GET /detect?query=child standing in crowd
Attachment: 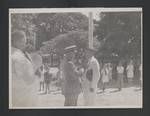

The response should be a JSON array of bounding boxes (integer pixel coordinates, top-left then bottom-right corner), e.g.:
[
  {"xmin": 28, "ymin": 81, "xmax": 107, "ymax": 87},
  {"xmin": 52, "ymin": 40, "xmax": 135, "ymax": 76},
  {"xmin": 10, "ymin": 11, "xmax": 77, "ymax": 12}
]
[
  {"xmin": 44, "ymin": 64, "xmax": 52, "ymax": 94},
  {"xmin": 39, "ymin": 64, "xmax": 45, "ymax": 92},
  {"xmin": 117, "ymin": 61, "xmax": 124, "ymax": 91},
  {"xmin": 126, "ymin": 60, "xmax": 134, "ymax": 85},
  {"xmin": 35, "ymin": 64, "xmax": 45, "ymax": 92}
]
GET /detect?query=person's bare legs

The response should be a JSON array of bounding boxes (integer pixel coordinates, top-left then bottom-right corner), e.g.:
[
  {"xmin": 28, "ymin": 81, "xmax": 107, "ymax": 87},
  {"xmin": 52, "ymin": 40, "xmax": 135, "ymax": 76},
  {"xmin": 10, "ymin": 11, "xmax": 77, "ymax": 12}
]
[
  {"xmin": 39, "ymin": 81, "xmax": 42, "ymax": 91},
  {"xmin": 42, "ymin": 82, "xmax": 44, "ymax": 91}
]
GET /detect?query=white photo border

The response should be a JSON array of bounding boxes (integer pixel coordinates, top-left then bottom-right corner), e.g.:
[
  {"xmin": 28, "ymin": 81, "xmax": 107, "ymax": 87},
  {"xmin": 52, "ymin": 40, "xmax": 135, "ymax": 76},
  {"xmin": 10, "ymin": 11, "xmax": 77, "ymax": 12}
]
[{"xmin": 9, "ymin": 7, "xmax": 143, "ymax": 109}]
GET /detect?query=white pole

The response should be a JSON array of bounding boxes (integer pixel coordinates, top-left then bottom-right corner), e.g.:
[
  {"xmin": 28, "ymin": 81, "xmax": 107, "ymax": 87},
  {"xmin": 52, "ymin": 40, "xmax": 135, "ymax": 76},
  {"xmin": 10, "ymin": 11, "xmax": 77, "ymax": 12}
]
[{"xmin": 88, "ymin": 12, "xmax": 93, "ymax": 49}]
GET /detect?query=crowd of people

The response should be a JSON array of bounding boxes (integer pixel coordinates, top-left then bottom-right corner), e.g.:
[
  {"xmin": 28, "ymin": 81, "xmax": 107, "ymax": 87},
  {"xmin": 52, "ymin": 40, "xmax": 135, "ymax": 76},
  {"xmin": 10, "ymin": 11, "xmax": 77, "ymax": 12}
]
[
  {"xmin": 11, "ymin": 30, "xmax": 142, "ymax": 107},
  {"xmin": 100, "ymin": 59, "xmax": 142, "ymax": 92}
]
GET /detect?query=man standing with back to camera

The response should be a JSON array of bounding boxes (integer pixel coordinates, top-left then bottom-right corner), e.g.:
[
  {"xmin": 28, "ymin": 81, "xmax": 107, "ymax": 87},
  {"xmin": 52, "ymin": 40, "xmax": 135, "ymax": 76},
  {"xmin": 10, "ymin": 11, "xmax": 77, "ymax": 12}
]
[{"xmin": 62, "ymin": 45, "xmax": 82, "ymax": 106}]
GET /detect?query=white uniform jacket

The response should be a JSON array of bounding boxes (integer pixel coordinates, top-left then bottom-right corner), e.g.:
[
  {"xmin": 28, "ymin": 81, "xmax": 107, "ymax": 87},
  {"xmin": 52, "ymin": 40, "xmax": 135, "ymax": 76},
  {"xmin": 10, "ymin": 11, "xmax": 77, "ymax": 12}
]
[{"xmin": 82, "ymin": 56, "xmax": 100, "ymax": 106}]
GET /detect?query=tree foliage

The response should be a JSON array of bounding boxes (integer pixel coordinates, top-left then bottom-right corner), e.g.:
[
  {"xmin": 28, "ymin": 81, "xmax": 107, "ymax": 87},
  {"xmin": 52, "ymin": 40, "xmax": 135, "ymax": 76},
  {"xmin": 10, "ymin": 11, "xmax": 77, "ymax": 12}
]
[
  {"xmin": 11, "ymin": 13, "xmax": 89, "ymax": 51},
  {"xmin": 11, "ymin": 13, "xmax": 37, "ymax": 50},
  {"xmin": 34, "ymin": 13, "xmax": 89, "ymax": 50},
  {"xmin": 94, "ymin": 12, "xmax": 142, "ymax": 60},
  {"xmin": 53, "ymin": 31, "xmax": 88, "ymax": 55},
  {"xmin": 11, "ymin": 12, "xmax": 141, "ymax": 61}
]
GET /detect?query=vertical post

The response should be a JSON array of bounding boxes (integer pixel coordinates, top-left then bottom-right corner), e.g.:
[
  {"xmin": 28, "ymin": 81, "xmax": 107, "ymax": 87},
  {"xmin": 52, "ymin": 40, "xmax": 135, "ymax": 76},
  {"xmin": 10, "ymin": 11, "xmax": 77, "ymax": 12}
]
[
  {"xmin": 88, "ymin": 12, "xmax": 93, "ymax": 49},
  {"xmin": 33, "ymin": 32, "xmax": 36, "ymax": 50}
]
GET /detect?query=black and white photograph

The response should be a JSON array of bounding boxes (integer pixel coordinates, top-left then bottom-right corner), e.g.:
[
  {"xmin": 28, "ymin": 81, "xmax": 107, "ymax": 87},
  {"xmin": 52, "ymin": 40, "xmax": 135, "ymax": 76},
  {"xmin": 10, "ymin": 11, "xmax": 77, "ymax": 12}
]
[{"xmin": 9, "ymin": 8, "xmax": 143, "ymax": 109}]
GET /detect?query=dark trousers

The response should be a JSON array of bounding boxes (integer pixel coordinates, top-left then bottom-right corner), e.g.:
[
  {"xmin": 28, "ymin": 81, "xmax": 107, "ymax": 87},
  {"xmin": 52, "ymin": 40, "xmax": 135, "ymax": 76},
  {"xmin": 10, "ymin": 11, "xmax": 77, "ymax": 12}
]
[
  {"xmin": 64, "ymin": 94, "xmax": 79, "ymax": 106},
  {"xmin": 102, "ymin": 82, "xmax": 107, "ymax": 91},
  {"xmin": 45, "ymin": 83, "xmax": 50, "ymax": 94},
  {"xmin": 117, "ymin": 74, "xmax": 124, "ymax": 90},
  {"xmin": 39, "ymin": 81, "xmax": 44, "ymax": 91}
]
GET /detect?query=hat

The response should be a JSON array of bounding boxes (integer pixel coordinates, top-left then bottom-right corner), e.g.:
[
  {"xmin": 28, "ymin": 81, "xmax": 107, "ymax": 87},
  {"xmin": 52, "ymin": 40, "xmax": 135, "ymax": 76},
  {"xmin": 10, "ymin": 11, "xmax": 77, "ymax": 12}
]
[{"xmin": 64, "ymin": 45, "xmax": 77, "ymax": 53}]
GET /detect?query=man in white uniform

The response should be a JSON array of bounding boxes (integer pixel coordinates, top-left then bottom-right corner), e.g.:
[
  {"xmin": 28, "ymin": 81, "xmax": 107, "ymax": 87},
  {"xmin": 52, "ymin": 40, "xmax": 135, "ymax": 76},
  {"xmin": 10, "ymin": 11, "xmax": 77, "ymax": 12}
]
[
  {"xmin": 11, "ymin": 30, "xmax": 36, "ymax": 107},
  {"xmin": 82, "ymin": 47, "xmax": 100, "ymax": 106}
]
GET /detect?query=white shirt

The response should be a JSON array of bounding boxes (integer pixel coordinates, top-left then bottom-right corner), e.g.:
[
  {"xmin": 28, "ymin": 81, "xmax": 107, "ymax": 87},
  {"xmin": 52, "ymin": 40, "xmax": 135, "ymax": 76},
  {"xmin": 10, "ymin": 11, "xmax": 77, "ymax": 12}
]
[
  {"xmin": 126, "ymin": 64, "xmax": 134, "ymax": 78},
  {"xmin": 101, "ymin": 67, "xmax": 109, "ymax": 83},
  {"xmin": 38, "ymin": 65, "xmax": 45, "ymax": 81},
  {"xmin": 117, "ymin": 66, "xmax": 124, "ymax": 74}
]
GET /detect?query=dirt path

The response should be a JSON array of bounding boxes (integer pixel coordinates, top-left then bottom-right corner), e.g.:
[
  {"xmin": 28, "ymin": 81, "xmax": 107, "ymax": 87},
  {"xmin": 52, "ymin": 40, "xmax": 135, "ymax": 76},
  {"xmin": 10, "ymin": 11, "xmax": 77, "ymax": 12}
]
[{"xmin": 29, "ymin": 81, "xmax": 142, "ymax": 108}]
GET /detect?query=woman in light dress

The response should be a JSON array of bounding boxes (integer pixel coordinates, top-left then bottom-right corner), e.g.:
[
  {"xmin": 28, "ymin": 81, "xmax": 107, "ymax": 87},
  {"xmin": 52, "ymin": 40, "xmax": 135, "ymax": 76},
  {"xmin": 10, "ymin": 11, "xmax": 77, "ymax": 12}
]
[
  {"xmin": 126, "ymin": 60, "xmax": 134, "ymax": 85},
  {"xmin": 101, "ymin": 64, "xmax": 109, "ymax": 92}
]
